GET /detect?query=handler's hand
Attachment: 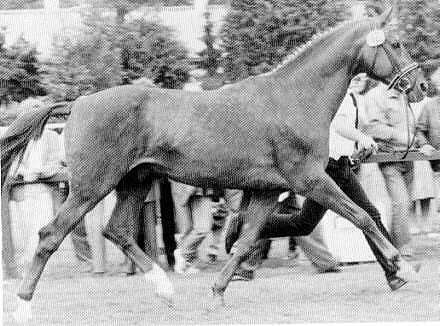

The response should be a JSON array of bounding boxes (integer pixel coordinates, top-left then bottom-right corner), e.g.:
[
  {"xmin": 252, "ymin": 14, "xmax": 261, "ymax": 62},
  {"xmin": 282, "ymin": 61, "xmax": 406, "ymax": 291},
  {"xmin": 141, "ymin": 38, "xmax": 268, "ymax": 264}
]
[
  {"xmin": 419, "ymin": 144, "xmax": 436, "ymax": 156},
  {"xmin": 358, "ymin": 135, "xmax": 378, "ymax": 153}
]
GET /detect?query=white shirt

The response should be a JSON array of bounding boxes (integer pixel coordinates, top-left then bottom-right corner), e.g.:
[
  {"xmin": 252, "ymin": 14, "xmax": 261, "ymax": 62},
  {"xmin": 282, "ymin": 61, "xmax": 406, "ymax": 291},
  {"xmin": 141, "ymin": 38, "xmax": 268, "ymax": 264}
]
[{"xmin": 329, "ymin": 91, "xmax": 367, "ymax": 160}]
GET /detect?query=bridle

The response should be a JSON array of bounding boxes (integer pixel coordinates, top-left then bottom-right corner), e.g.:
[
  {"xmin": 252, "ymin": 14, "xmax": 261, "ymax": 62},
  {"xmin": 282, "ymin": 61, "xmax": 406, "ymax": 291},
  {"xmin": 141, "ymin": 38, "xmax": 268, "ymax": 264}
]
[
  {"xmin": 365, "ymin": 33, "xmax": 421, "ymax": 159},
  {"xmin": 366, "ymin": 38, "xmax": 420, "ymax": 94},
  {"xmin": 387, "ymin": 62, "xmax": 420, "ymax": 93}
]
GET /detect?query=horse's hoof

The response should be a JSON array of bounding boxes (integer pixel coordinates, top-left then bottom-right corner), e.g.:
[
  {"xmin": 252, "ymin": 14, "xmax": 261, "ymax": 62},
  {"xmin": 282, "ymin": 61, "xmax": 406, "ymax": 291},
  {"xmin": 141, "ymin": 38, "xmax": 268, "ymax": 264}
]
[
  {"xmin": 13, "ymin": 297, "xmax": 32, "ymax": 323},
  {"xmin": 145, "ymin": 264, "xmax": 175, "ymax": 306},
  {"xmin": 206, "ymin": 287, "xmax": 225, "ymax": 312},
  {"xmin": 395, "ymin": 257, "xmax": 421, "ymax": 282}
]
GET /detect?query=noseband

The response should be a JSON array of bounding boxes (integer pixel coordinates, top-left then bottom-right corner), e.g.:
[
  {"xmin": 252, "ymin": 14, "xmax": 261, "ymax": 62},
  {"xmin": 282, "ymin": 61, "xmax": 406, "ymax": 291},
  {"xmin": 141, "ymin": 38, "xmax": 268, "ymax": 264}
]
[{"xmin": 387, "ymin": 62, "xmax": 420, "ymax": 93}]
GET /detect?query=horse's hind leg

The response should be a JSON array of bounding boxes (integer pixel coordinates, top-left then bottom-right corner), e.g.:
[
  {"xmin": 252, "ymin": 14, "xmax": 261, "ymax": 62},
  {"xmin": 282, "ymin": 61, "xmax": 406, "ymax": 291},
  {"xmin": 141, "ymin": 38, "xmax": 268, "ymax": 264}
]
[
  {"xmin": 13, "ymin": 189, "xmax": 104, "ymax": 323},
  {"xmin": 102, "ymin": 175, "xmax": 174, "ymax": 303},
  {"xmin": 17, "ymin": 192, "xmax": 101, "ymax": 302}
]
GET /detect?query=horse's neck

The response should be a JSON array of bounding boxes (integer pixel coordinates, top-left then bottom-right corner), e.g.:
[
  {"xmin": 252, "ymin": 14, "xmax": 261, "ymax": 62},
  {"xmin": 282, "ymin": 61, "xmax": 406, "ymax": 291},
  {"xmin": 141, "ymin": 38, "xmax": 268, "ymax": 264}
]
[{"xmin": 271, "ymin": 25, "xmax": 367, "ymax": 126}]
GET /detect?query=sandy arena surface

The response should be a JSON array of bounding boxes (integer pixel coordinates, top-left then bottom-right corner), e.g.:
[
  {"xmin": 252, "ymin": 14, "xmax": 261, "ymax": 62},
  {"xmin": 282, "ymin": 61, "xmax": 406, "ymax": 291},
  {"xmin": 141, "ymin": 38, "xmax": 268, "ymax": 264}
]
[{"xmin": 2, "ymin": 233, "xmax": 440, "ymax": 325}]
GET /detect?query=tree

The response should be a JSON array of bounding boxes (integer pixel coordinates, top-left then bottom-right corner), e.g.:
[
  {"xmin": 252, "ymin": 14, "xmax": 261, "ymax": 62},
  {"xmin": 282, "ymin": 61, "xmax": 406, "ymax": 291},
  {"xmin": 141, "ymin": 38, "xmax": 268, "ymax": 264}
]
[
  {"xmin": 220, "ymin": 0, "xmax": 349, "ymax": 82},
  {"xmin": 0, "ymin": 34, "xmax": 46, "ymax": 104},
  {"xmin": 119, "ymin": 19, "xmax": 190, "ymax": 88},
  {"xmin": 0, "ymin": 0, "xmax": 43, "ymax": 10},
  {"xmin": 45, "ymin": 30, "xmax": 122, "ymax": 101},
  {"xmin": 45, "ymin": 4, "xmax": 190, "ymax": 100},
  {"xmin": 364, "ymin": 0, "xmax": 440, "ymax": 63},
  {"xmin": 197, "ymin": 12, "xmax": 222, "ymax": 76},
  {"xmin": 95, "ymin": 1, "xmax": 183, "ymax": 24}
]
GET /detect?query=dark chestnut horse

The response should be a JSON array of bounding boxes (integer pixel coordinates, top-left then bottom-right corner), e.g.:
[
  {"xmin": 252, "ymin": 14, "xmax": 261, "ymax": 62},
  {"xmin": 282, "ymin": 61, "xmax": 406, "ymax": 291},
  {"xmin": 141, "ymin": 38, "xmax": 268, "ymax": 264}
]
[{"xmin": 1, "ymin": 7, "xmax": 426, "ymax": 320}]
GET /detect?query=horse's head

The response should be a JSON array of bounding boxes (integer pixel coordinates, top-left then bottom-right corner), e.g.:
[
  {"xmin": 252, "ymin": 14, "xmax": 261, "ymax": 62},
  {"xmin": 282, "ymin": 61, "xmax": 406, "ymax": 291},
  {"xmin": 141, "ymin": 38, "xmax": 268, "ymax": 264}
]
[{"xmin": 357, "ymin": 7, "xmax": 427, "ymax": 102}]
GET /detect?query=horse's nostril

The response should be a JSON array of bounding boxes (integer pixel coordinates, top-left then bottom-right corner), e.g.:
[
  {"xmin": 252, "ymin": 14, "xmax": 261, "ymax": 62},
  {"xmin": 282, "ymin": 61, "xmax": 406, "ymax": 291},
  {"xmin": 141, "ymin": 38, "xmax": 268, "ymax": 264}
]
[{"xmin": 420, "ymin": 82, "xmax": 428, "ymax": 93}]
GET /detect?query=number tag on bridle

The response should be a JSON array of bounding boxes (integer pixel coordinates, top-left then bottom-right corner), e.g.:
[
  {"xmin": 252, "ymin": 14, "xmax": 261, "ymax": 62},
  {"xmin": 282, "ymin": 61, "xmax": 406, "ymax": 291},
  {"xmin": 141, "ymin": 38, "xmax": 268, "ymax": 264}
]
[{"xmin": 366, "ymin": 29, "xmax": 385, "ymax": 47}]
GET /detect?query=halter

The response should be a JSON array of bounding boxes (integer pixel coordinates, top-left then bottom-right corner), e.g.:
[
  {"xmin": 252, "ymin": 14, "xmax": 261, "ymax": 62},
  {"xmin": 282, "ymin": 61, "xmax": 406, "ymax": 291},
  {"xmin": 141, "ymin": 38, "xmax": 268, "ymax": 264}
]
[
  {"xmin": 367, "ymin": 40, "xmax": 420, "ymax": 94},
  {"xmin": 366, "ymin": 33, "xmax": 420, "ymax": 159}
]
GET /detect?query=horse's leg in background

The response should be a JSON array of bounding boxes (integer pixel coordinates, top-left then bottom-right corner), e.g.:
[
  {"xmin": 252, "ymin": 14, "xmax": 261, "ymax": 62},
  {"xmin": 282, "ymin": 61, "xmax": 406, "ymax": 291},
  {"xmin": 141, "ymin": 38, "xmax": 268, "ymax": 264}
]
[
  {"xmin": 102, "ymin": 173, "xmax": 174, "ymax": 303},
  {"xmin": 211, "ymin": 190, "xmax": 280, "ymax": 307},
  {"xmin": 14, "ymin": 189, "xmax": 105, "ymax": 323}
]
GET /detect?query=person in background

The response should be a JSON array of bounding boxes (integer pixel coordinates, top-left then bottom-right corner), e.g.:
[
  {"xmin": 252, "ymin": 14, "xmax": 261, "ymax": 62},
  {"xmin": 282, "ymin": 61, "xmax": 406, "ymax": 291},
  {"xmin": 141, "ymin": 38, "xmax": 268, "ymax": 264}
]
[
  {"xmin": 415, "ymin": 66, "xmax": 440, "ymax": 236},
  {"xmin": 363, "ymin": 81, "xmax": 416, "ymax": 257},
  {"xmin": 207, "ymin": 189, "xmax": 229, "ymax": 263},
  {"xmin": 6, "ymin": 99, "xmax": 70, "ymax": 274},
  {"xmin": 171, "ymin": 181, "xmax": 214, "ymax": 274},
  {"xmin": 409, "ymin": 94, "xmax": 435, "ymax": 236}
]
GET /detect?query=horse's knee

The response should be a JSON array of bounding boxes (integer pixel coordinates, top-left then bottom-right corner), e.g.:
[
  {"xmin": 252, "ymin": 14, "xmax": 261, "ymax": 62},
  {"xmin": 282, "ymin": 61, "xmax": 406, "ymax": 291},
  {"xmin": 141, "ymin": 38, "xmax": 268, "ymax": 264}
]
[
  {"xmin": 35, "ymin": 226, "xmax": 60, "ymax": 258},
  {"xmin": 356, "ymin": 211, "xmax": 378, "ymax": 233}
]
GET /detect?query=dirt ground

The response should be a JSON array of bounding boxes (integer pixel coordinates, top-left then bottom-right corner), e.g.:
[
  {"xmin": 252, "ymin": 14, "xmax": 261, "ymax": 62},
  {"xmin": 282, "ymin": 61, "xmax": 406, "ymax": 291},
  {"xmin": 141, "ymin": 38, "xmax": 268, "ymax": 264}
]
[{"xmin": 3, "ymin": 233, "xmax": 440, "ymax": 325}]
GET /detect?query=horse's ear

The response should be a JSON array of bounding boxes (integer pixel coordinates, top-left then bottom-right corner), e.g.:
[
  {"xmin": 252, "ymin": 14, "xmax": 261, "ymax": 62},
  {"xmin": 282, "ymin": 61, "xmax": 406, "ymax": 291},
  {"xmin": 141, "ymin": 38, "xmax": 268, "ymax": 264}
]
[{"xmin": 377, "ymin": 7, "xmax": 393, "ymax": 27}]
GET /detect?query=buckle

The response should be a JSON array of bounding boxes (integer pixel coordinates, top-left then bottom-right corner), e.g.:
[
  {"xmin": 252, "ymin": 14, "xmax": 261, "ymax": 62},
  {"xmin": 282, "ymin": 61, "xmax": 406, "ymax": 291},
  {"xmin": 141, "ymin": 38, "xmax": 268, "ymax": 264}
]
[{"xmin": 388, "ymin": 62, "xmax": 419, "ymax": 91}]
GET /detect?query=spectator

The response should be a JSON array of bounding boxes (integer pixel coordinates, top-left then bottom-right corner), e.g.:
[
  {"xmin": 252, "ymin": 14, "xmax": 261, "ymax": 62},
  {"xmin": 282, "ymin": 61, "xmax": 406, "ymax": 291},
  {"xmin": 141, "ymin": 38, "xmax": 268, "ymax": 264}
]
[
  {"xmin": 207, "ymin": 190, "xmax": 229, "ymax": 263},
  {"xmin": 409, "ymin": 96, "xmax": 435, "ymax": 235},
  {"xmin": 415, "ymin": 67, "xmax": 440, "ymax": 236},
  {"xmin": 7, "ymin": 99, "xmax": 68, "ymax": 274},
  {"xmin": 363, "ymin": 82, "xmax": 416, "ymax": 256},
  {"xmin": 171, "ymin": 181, "xmax": 213, "ymax": 273}
]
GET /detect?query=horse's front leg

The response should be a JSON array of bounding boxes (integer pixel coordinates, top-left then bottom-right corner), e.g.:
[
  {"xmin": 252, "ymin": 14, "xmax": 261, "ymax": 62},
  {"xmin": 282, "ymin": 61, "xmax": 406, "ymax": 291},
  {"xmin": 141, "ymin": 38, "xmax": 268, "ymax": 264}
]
[
  {"xmin": 211, "ymin": 190, "xmax": 280, "ymax": 308},
  {"xmin": 300, "ymin": 171, "xmax": 400, "ymax": 263}
]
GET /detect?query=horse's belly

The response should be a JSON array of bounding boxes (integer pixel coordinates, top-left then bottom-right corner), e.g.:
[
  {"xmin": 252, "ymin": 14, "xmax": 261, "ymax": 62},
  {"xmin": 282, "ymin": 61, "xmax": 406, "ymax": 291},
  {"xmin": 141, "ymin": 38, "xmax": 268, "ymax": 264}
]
[{"xmin": 165, "ymin": 162, "xmax": 289, "ymax": 191}]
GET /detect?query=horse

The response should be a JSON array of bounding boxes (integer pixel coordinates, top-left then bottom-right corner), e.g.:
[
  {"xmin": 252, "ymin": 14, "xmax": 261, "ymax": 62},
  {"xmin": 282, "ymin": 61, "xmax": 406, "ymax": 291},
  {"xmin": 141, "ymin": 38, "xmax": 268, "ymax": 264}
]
[{"xmin": 1, "ymin": 7, "xmax": 426, "ymax": 320}]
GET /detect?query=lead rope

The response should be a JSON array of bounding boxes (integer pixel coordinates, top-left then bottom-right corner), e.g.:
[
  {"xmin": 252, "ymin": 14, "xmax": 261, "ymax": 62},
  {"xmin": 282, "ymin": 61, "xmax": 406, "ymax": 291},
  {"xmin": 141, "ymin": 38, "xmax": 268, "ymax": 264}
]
[
  {"xmin": 401, "ymin": 97, "xmax": 416, "ymax": 160},
  {"xmin": 349, "ymin": 92, "xmax": 359, "ymax": 150}
]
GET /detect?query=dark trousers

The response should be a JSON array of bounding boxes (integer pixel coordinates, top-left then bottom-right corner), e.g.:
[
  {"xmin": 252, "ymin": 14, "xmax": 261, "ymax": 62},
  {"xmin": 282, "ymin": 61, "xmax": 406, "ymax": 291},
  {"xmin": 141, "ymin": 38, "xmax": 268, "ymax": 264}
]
[
  {"xmin": 159, "ymin": 178, "xmax": 177, "ymax": 268},
  {"xmin": 256, "ymin": 157, "xmax": 397, "ymax": 278}
]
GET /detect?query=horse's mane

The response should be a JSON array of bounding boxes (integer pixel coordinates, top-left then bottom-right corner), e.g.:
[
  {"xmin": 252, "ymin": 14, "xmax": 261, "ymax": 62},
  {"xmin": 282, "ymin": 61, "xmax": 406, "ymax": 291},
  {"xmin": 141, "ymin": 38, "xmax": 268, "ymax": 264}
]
[
  {"xmin": 207, "ymin": 18, "xmax": 372, "ymax": 90},
  {"xmin": 263, "ymin": 18, "xmax": 371, "ymax": 76}
]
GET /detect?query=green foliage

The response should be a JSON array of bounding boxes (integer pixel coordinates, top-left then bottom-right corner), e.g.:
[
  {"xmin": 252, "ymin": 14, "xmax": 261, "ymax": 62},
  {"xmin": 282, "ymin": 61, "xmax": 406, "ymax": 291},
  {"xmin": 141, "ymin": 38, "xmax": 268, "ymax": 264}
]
[
  {"xmin": 208, "ymin": 0, "xmax": 228, "ymax": 4},
  {"xmin": 45, "ymin": 33, "xmax": 122, "ymax": 101},
  {"xmin": 220, "ymin": 0, "xmax": 349, "ymax": 82},
  {"xmin": 0, "ymin": 33, "xmax": 46, "ymax": 104},
  {"xmin": 119, "ymin": 19, "xmax": 190, "ymax": 88},
  {"xmin": 59, "ymin": 0, "xmax": 81, "ymax": 8},
  {"xmin": 197, "ymin": 12, "xmax": 222, "ymax": 76},
  {"xmin": 0, "ymin": 0, "xmax": 43, "ymax": 10},
  {"xmin": 45, "ymin": 5, "xmax": 190, "ymax": 100},
  {"xmin": 162, "ymin": 0, "xmax": 193, "ymax": 5},
  {"xmin": 364, "ymin": 0, "xmax": 440, "ymax": 63}
]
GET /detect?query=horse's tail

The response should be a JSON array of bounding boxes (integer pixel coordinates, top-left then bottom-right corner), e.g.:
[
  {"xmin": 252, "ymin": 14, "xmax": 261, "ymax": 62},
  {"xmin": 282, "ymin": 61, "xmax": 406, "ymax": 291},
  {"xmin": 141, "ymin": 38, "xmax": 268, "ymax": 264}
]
[{"xmin": 1, "ymin": 102, "xmax": 71, "ymax": 186}]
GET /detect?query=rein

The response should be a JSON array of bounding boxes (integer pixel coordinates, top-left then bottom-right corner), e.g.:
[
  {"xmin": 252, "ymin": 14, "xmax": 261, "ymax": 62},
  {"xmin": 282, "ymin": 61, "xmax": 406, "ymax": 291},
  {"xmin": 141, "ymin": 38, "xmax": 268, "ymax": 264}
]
[{"xmin": 401, "ymin": 98, "xmax": 416, "ymax": 160}]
